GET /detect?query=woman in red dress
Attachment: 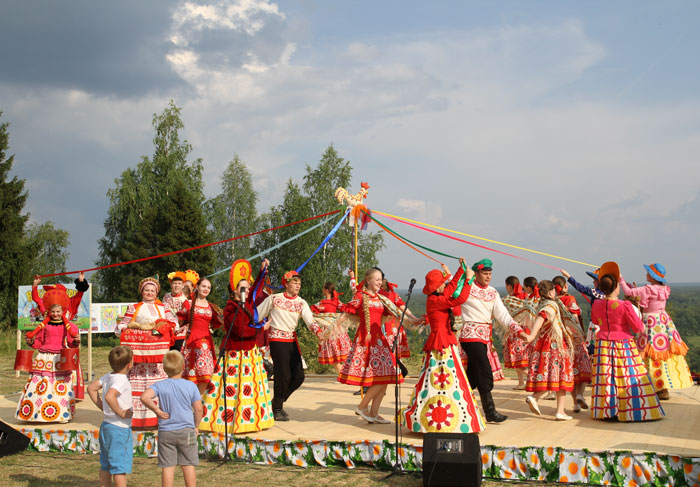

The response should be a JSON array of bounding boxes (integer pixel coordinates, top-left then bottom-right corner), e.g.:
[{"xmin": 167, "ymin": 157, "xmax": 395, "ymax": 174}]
[
  {"xmin": 338, "ymin": 267, "xmax": 401, "ymax": 424},
  {"xmin": 312, "ymin": 282, "xmax": 352, "ymax": 374},
  {"xmin": 178, "ymin": 277, "xmax": 223, "ymax": 395}
]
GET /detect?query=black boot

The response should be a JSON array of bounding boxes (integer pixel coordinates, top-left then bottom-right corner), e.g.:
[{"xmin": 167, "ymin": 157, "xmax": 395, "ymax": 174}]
[{"xmin": 480, "ymin": 391, "xmax": 507, "ymax": 423}]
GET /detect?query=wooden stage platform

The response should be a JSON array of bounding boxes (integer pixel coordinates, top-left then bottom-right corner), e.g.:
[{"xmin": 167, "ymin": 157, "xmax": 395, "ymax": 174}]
[{"xmin": 2, "ymin": 376, "xmax": 699, "ymax": 457}]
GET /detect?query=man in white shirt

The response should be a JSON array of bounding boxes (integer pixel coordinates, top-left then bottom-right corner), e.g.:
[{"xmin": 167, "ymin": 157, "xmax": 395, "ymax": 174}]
[
  {"xmin": 257, "ymin": 270, "xmax": 322, "ymax": 422},
  {"xmin": 460, "ymin": 259, "xmax": 526, "ymax": 423}
]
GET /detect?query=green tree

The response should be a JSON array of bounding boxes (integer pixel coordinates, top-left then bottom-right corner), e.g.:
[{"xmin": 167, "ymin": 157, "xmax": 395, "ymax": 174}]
[
  {"xmin": 300, "ymin": 144, "xmax": 384, "ymax": 299},
  {"xmin": 205, "ymin": 155, "xmax": 259, "ymax": 301},
  {"xmin": 95, "ymin": 101, "xmax": 214, "ymax": 302},
  {"xmin": 253, "ymin": 144, "xmax": 385, "ymax": 300},
  {"xmin": 0, "ymin": 112, "xmax": 29, "ymax": 325},
  {"xmin": 0, "ymin": 113, "xmax": 71, "ymax": 326},
  {"xmin": 22, "ymin": 221, "xmax": 70, "ymax": 284}
]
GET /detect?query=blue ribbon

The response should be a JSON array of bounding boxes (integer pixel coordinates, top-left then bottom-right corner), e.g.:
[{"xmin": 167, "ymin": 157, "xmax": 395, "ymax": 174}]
[{"xmin": 205, "ymin": 213, "xmax": 338, "ymax": 278}]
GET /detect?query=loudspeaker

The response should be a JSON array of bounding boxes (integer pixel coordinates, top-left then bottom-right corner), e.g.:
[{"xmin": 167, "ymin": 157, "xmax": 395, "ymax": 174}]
[
  {"xmin": 422, "ymin": 432, "xmax": 481, "ymax": 487},
  {"xmin": 0, "ymin": 420, "xmax": 30, "ymax": 457}
]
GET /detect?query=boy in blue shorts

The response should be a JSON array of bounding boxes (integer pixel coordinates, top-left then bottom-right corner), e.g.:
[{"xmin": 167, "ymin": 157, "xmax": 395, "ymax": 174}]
[
  {"xmin": 87, "ymin": 345, "xmax": 134, "ymax": 487},
  {"xmin": 141, "ymin": 350, "xmax": 203, "ymax": 487}
]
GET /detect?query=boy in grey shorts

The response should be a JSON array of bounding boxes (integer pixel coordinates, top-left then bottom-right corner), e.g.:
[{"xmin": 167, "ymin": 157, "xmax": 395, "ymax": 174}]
[{"xmin": 141, "ymin": 350, "xmax": 203, "ymax": 487}]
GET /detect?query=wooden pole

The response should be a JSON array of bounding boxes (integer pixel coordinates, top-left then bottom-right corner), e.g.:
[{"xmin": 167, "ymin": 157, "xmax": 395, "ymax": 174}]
[
  {"xmin": 88, "ymin": 285, "xmax": 93, "ymax": 382},
  {"xmin": 16, "ymin": 329, "xmax": 21, "ymax": 378}
]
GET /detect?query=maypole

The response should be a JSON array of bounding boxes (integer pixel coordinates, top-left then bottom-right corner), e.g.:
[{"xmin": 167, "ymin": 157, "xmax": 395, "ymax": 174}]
[{"xmin": 334, "ymin": 182, "xmax": 371, "ymax": 280}]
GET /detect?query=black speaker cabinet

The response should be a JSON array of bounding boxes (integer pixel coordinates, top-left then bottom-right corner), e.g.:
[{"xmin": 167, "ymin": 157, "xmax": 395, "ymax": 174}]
[
  {"xmin": 422, "ymin": 432, "xmax": 481, "ymax": 487},
  {"xmin": 0, "ymin": 420, "xmax": 30, "ymax": 457}
]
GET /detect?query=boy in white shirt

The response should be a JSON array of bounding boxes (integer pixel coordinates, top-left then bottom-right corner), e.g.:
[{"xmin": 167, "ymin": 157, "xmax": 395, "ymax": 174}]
[{"xmin": 88, "ymin": 345, "xmax": 134, "ymax": 487}]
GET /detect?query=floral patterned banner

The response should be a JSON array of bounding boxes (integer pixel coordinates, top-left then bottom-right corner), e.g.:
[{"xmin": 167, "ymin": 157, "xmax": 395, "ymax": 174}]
[{"xmin": 18, "ymin": 428, "xmax": 700, "ymax": 486}]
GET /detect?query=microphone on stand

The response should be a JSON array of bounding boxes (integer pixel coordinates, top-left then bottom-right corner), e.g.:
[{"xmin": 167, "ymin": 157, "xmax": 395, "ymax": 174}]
[
  {"xmin": 408, "ymin": 278, "xmax": 416, "ymax": 294},
  {"xmin": 240, "ymin": 288, "xmax": 247, "ymax": 304}
]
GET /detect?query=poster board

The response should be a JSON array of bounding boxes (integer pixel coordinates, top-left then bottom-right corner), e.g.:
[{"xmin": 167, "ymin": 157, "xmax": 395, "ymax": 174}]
[
  {"xmin": 88, "ymin": 303, "xmax": 131, "ymax": 334},
  {"xmin": 17, "ymin": 284, "xmax": 91, "ymax": 330}
]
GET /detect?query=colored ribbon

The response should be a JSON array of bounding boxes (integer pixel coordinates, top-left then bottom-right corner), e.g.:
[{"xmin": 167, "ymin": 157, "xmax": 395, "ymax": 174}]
[
  {"xmin": 377, "ymin": 212, "xmax": 563, "ymax": 271},
  {"xmin": 374, "ymin": 210, "xmax": 597, "ymax": 268},
  {"xmin": 35, "ymin": 210, "xmax": 342, "ymax": 278},
  {"xmin": 451, "ymin": 260, "xmax": 469, "ymax": 299},
  {"xmin": 205, "ymin": 213, "xmax": 338, "ymax": 277},
  {"xmin": 295, "ymin": 208, "xmax": 352, "ymax": 274},
  {"xmin": 367, "ymin": 213, "xmax": 445, "ymax": 264}
]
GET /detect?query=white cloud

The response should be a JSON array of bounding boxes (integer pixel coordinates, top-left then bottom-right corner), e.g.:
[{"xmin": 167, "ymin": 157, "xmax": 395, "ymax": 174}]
[
  {"xmin": 4, "ymin": 1, "xmax": 700, "ymax": 282},
  {"xmin": 396, "ymin": 199, "xmax": 443, "ymax": 223}
]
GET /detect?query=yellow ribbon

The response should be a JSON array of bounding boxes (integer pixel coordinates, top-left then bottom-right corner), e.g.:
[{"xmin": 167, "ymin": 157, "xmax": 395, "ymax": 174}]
[{"xmin": 373, "ymin": 210, "xmax": 597, "ymax": 268}]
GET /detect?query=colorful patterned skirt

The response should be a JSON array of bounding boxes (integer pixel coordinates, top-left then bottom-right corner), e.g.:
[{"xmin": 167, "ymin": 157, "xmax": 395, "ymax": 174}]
[
  {"xmin": 15, "ymin": 352, "xmax": 75, "ymax": 423},
  {"xmin": 526, "ymin": 337, "xmax": 574, "ymax": 392},
  {"xmin": 572, "ymin": 343, "xmax": 592, "ymax": 385},
  {"xmin": 338, "ymin": 324, "xmax": 402, "ymax": 387},
  {"xmin": 636, "ymin": 310, "xmax": 693, "ymax": 391},
  {"xmin": 401, "ymin": 345, "xmax": 485, "ymax": 434},
  {"xmin": 199, "ymin": 346, "xmax": 274, "ymax": 434},
  {"xmin": 182, "ymin": 336, "xmax": 217, "ymax": 384},
  {"xmin": 591, "ymin": 338, "xmax": 664, "ymax": 421},
  {"xmin": 128, "ymin": 363, "xmax": 168, "ymax": 429},
  {"xmin": 315, "ymin": 313, "xmax": 353, "ymax": 365},
  {"xmin": 503, "ymin": 333, "xmax": 529, "ymax": 369}
]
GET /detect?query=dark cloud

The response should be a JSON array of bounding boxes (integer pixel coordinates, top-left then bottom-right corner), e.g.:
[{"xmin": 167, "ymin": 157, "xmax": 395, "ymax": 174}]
[{"xmin": 0, "ymin": 1, "xmax": 185, "ymax": 97}]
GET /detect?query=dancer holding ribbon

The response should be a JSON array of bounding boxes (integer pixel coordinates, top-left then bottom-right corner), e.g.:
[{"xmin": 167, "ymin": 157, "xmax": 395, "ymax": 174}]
[
  {"xmin": 459, "ymin": 259, "xmax": 527, "ymax": 423},
  {"xmin": 256, "ymin": 269, "xmax": 324, "ymax": 422},
  {"xmin": 620, "ymin": 262, "xmax": 693, "ymax": 399},
  {"xmin": 199, "ymin": 259, "xmax": 274, "ymax": 433},
  {"xmin": 401, "ymin": 258, "xmax": 485, "ymax": 433}
]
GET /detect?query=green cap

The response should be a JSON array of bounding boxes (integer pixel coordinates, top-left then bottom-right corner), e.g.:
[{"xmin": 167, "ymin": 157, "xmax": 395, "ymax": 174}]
[{"xmin": 472, "ymin": 259, "xmax": 493, "ymax": 272}]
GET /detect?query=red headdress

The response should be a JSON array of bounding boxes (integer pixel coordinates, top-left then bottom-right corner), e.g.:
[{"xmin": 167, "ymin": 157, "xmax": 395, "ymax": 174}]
[{"xmin": 512, "ymin": 283, "xmax": 527, "ymax": 299}]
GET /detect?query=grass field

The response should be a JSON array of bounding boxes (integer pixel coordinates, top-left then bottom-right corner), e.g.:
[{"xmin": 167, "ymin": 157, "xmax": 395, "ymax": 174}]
[{"xmin": 0, "ymin": 452, "xmax": 529, "ymax": 487}]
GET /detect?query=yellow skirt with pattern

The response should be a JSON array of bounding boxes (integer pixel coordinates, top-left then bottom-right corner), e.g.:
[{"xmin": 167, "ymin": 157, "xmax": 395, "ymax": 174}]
[{"xmin": 199, "ymin": 346, "xmax": 274, "ymax": 434}]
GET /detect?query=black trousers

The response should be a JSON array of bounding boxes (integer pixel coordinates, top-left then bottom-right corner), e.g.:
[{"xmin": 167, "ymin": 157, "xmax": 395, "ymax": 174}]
[
  {"xmin": 460, "ymin": 341, "xmax": 493, "ymax": 395},
  {"xmin": 171, "ymin": 339, "xmax": 185, "ymax": 352},
  {"xmin": 270, "ymin": 341, "xmax": 305, "ymax": 411}
]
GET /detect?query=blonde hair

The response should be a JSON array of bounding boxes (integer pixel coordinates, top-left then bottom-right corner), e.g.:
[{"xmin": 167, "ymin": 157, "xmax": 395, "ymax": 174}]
[
  {"xmin": 108, "ymin": 346, "xmax": 133, "ymax": 372},
  {"xmin": 163, "ymin": 350, "xmax": 185, "ymax": 377}
]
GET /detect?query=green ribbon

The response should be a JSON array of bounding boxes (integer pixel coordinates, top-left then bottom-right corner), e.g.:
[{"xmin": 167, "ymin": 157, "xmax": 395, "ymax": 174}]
[
  {"xmin": 452, "ymin": 260, "xmax": 472, "ymax": 298},
  {"xmin": 369, "ymin": 214, "xmax": 459, "ymax": 260}
]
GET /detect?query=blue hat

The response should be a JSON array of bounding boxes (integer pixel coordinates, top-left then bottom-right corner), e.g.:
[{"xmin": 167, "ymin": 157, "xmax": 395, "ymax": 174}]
[
  {"xmin": 643, "ymin": 263, "xmax": 666, "ymax": 283},
  {"xmin": 585, "ymin": 268, "xmax": 599, "ymax": 281}
]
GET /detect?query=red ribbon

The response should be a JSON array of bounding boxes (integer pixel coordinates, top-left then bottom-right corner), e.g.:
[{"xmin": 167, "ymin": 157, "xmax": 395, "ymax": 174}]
[{"xmin": 35, "ymin": 210, "xmax": 341, "ymax": 278}]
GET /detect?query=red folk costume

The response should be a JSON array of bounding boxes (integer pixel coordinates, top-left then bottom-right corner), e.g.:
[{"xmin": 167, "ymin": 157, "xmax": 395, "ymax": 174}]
[
  {"xmin": 557, "ymin": 292, "xmax": 592, "ymax": 385},
  {"xmin": 338, "ymin": 289, "xmax": 402, "ymax": 387},
  {"xmin": 526, "ymin": 299, "xmax": 574, "ymax": 393},
  {"xmin": 199, "ymin": 267, "xmax": 275, "ymax": 434},
  {"xmin": 379, "ymin": 285, "xmax": 411, "ymax": 359},
  {"xmin": 311, "ymin": 294, "xmax": 352, "ymax": 365},
  {"xmin": 401, "ymin": 266, "xmax": 485, "ymax": 433},
  {"xmin": 501, "ymin": 285, "xmax": 533, "ymax": 370},
  {"xmin": 177, "ymin": 300, "xmax": 222, "ymax": 384},
  {"xmin": 116, "ymin": 278, "xmax": 177, "ymax": 429}
]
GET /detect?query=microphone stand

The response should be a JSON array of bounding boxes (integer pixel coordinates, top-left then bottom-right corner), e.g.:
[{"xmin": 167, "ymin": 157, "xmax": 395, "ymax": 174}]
[
  {"xmin": 384, "ymin": 278, "xmax": 416, "ymax": 479},
  {"xmin": 216, "ymin": 290, "xmax": 247, "ymax": 462}
]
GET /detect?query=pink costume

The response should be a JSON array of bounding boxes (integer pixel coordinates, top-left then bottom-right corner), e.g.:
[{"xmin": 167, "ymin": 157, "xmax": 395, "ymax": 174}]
[
  {"xmin": 590, "ymin": 299, "xmax": 664, "ymax": 421},
  {"xmin": 16, "ymin": 320, "xmax": 79, "ymax": 423},
  {"xmin": 620, "ymin": 279, "xmax": 692, "ymax": 391}
]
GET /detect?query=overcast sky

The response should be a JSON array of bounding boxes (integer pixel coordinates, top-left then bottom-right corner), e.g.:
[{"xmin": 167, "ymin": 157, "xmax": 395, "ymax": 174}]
[{"xmin": 2, "ymin": 0, "xmax": 699, "ymax": 291}]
